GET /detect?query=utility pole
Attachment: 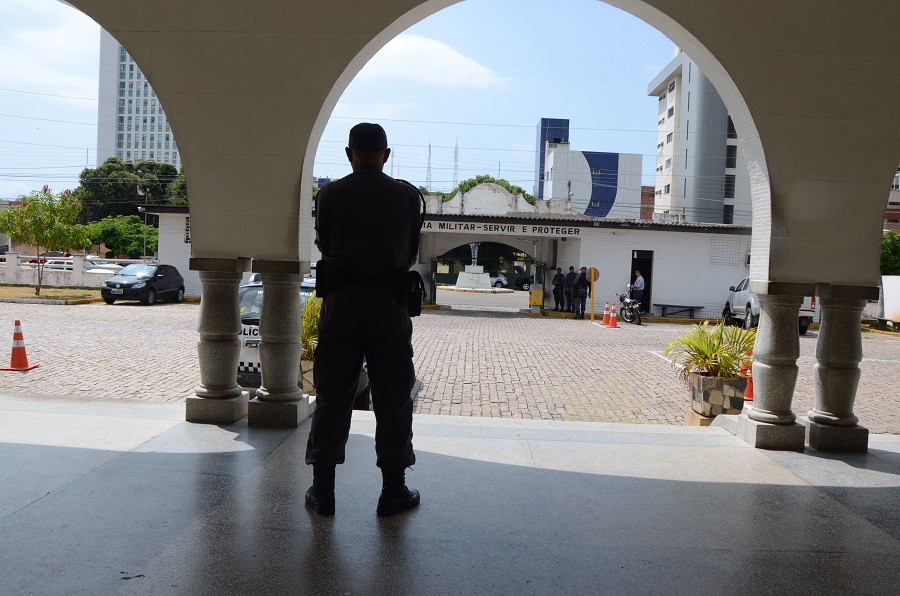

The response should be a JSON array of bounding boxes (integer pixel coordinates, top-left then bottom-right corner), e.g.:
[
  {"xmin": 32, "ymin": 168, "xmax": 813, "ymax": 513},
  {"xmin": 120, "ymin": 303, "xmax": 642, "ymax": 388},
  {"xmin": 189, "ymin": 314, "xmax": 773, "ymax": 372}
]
[{"xmin": 426, "ymin": 143, "xmax": 432, "ymax": 192}]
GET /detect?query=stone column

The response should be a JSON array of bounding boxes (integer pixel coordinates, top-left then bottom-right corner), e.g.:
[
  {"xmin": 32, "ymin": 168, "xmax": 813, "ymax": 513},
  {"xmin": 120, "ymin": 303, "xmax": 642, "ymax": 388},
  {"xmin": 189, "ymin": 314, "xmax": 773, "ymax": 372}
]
[
  {"xmin": 248, "ymin": 265, "xmax": 311, "ymax": 427},
  {"xmin": 186, "ymin": 259, "xmax": 250, "ymax": 424},
  {"xmin": 737, "ymin": 293, "xmax": 806, "ymax": 450},
  {"xmin": 804, "ymin": 287, "xmax": 873, "ymax": 452}
]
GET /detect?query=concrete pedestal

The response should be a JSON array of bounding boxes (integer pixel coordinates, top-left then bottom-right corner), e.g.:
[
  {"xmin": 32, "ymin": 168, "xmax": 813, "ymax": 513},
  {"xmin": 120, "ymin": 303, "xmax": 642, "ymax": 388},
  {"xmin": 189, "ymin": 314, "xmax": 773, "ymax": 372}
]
[
  {"xmin": 800, "ymin": 417, "xmax": 869, "ymax": 452},
  {"xmin": 736, "ymin": 413, "xmax": 805, "ymax": 451},
  {"xmin": 247, "ymin": 395, "xmax": 314, "ymax": 428},
  {"xmin": 186, "ymin": 393, "xmax": 249, "ymax": 424}
]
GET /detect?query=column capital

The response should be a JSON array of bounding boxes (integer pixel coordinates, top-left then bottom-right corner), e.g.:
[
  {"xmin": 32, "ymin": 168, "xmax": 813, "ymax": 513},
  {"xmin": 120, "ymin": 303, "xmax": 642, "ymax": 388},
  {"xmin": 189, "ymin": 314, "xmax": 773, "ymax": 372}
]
[
  {"xmin": 815, "ymin": 284, "xmax": 879, "ymax": 300},
  {"xmin": 189, "ymin": 257, "xmax": 251, "ymax": 273},
  {"xmin": 252, "ymin": 260, "xmax": 302, "ymax": 275}
]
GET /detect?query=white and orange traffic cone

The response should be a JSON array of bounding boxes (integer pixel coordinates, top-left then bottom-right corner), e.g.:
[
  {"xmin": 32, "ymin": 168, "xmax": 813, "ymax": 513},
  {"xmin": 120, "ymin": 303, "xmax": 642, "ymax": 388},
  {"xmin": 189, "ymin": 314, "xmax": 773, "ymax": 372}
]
[
  {"xmin": 608, "ymin": 305, "xmax": 620, "ymax": 329},
  {"xmin": 1, "ymin": 320, "xmax": 39, "ymax": 371},
  {"xmin": 601, "ymin": 302, "xmax": 610, "ymax": 326}
]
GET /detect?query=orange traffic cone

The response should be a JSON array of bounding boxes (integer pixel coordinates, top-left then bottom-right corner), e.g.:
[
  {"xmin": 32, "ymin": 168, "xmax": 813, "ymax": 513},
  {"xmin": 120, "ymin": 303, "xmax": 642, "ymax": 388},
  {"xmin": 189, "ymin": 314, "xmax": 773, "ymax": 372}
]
[
  {"xmin": 601, "ymin": 302, "xmax": 610, "ymax": 326},
  {"xmin": 1, "ymin": 320, "xmax": 39, "ymax": 371},
  {"xmin": 741, "ymin": 351, "xmax": 753, "ymax": 402},
  {"xmin": 608, "ymin": 305, "xmax": 619, "ymax": 329}
]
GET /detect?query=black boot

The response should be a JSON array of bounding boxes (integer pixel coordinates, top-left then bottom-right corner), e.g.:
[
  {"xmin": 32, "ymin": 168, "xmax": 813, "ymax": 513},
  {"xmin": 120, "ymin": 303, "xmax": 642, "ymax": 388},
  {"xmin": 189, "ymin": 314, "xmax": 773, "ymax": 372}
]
[
  {"xmin": 377, "ymin": 467, "xmax": 420, "ymax": 516},
  {"xmin": 305, "ymin": 464, "xmax": 336, "ymax": 516}
]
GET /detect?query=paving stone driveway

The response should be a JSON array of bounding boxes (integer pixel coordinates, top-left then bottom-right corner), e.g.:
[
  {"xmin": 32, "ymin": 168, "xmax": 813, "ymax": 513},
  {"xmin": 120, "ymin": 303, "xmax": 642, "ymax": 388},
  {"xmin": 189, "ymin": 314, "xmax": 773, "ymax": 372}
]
[{"xmin": 1, "ymin": 298, "xmax": 898, "ymax": 433}]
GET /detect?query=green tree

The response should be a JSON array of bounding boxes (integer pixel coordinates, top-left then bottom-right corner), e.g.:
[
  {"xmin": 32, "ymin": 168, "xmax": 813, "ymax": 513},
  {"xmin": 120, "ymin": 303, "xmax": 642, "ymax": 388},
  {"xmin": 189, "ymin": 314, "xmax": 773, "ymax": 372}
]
[
  {"xmin": 883, "ymin": 231, "xmax": 900, "ymax": 275},
  {"xmin": 447, "ymin": 175, "xmax": 536, "ymax": 205},
  {"xmin": 87, "ymin": 215, "xmax": 158, "ymax": 258},
  {"xmin": 75, "ymin": 158, "xmax": 179, "ymax": 222},
  {"xmin": 165, "ymin": 167, "xmax": 188, "ymax": 206},
  {"xmin": 0, "ymin": 186, "xmax": 90, "ymax": 296}
]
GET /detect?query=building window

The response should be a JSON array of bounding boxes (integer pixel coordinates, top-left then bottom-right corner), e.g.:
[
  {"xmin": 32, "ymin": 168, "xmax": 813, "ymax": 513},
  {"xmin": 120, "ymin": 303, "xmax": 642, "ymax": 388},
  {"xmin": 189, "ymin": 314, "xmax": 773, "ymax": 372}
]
[
  {"xmin": 665, "ymin": 158, "xmax": 672, "ymax": 169},
  {"xmin": 659, "ymin": 93, "xmax": 666, "ymax": 101},
  {"xmin": 127, "ymin": 99, "xmax": 133, "ymax": 114},
  {"xmin": 116, "ymin": 151, "xmax": 124, "ymax": 160},
  {"xmin": 687, "ymin": 91, "xmax": 690, "ymax": 111},
  {"xmin": 724, "ymin": 174, "xmax": 736, "ymax": 199},
  {"xmin": 127, "ymin": 133, "xmax": 131, "ymax": 145},
  {"xmin": 727, "ymin": 117, "xmax": 737, "ymax": 139},
  {"xmin": 184, "ymin": 217, "xmax": 191, "ymax": 243},
  {"xmin": 119, "ymin": 81, "xmax": 126, "ymax": 95},
  {"xmin": 664, "ymin": 184, "xmax": 671, "ymax": 194},
  {"xmin": 119, "ymin": 46, "xmax": 126, "ymax": 61},
  {"xmin": 592, "ymin": 168, "xmax": 601, "ymax": 174},
  {"xmin": 119, "ymin": 64, "xmax": 126, "ymax": 78},
  {"xmin": 142, "ymin": 151, "xmax": 147, "ymax": 159},
  {"xmin": 129, "ymin": 63, "xmax": 134, "ymax": 76},
  {"xmin": 667, "ymin": 133, "xmax": 673, "ymax": 144},
  {"xmin": 723, "ymin": 204, "xmax": 734, "ymax": 225},
  {"xmin": 126, "ymin": 150, "xmax": 131, "ymax": 160},
  {"xmin": 726, "ymin": 145, "xmax": 738, "ymax": 169},
  {"xmin": 117, "ymin": 116, "xmax": 124, "ymax": 127},
  {"xmin": 668, "ymin": 81, "xmax": 676, "ymax": 92},
  {"xmin": 116, "ymin": 134, "xmax": 124, "ymax": 149},
  {"xmin": 668, "ymin": 107, "xmax": 674, "ymax": 118}
]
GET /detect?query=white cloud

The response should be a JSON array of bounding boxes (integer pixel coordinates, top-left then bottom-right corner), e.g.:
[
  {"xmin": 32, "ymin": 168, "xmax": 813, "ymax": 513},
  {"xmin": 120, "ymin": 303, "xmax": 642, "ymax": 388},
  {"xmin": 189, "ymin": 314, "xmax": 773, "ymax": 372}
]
[
  {"xmin": 358, "ymin": 35, "xmax": 509, "ymax": 89},
  {"xmin": 0, "ymin": 1, "xmax": 100, "ymax": 106}
]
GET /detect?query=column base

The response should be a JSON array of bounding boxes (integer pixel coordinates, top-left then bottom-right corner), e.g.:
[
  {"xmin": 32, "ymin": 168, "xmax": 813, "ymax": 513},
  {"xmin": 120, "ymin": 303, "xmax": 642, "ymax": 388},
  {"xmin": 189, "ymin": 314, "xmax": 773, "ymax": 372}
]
[
  {"xmin": 736, "ymin": 413, "xmax": 805, "ymax": 451},
  {"xmin": 186, "ymin": 393, "xmax": 249, "ymax": 424},
  {"xmin": 799, "ymin": 417, "xmax": 869, "ymax": 452},
  {"xmin": 248, "ymin": 395, "xmax": 316, "ymax": 428}
]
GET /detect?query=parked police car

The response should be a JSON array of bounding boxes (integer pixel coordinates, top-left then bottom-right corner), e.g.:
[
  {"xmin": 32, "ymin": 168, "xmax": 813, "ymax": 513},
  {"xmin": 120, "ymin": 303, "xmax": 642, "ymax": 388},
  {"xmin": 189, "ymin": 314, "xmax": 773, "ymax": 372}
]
[{"xmin": 237, "ymin": 277, "xmax": 371, "ymax": 409}]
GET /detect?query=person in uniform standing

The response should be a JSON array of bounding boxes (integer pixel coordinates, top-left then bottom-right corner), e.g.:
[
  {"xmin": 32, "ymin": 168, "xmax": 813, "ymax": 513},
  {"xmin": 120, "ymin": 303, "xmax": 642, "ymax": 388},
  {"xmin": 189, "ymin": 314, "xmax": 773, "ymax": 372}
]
[
  {"xmin": 551, "ymin": 267, "xmax": 565, "ymax": 311},
  {"xmin": 564, "ymin": 265, "xmax": 578, "ymax": 313},
  {"xmin": 305, "ymin": 123, "xmax": 421, "ymax": 517},
  {"xmin": 574, "ymin": 266, "xmax": 591, "ymax": 319}
]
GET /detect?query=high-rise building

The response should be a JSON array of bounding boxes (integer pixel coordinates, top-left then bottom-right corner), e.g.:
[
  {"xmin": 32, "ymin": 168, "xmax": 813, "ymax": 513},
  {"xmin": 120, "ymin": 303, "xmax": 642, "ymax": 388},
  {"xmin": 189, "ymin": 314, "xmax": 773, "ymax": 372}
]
[
  {"xmin": 533, "ymin": 118, "xmax": 570, "ymax": 200},
  {"xmin": 647, "ymin": 47, "xmax": 751, "ymax": 225},
  {"xmin": 96, "ymin": 29, "xmax": 181, "ymax": 168}
]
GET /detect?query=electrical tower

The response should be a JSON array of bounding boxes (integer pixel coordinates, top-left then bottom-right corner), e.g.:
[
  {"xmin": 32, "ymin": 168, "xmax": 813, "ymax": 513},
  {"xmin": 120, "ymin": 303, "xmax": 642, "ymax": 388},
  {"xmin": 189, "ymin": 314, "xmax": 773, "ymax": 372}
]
[
  {"xmin": 453, "ymin": 140, "xmax": 459, "ymax": 189},
  {"xmin": 426, "ymin": 143, "xmax": 432, "ymax": 191}
]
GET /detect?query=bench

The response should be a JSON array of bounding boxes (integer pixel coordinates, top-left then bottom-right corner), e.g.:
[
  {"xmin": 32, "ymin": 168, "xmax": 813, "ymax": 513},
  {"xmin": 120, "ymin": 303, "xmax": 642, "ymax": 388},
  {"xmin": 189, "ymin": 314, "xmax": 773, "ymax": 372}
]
[{"xmin": 654, "ymin": 303, "xmax": 705, "ymax": 318}]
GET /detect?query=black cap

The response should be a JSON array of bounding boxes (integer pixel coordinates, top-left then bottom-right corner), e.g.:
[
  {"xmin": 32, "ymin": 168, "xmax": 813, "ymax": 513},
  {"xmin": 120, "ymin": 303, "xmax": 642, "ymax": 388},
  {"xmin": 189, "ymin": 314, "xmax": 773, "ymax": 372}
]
[{"xmin": 348, "ymin": 123, "xmax": 388, "ymax": 153}]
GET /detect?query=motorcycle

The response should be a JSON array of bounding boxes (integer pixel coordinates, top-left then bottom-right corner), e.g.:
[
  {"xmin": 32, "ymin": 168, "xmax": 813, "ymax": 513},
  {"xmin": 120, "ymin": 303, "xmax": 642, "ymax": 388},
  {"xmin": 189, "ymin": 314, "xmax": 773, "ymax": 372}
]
[{"xmin": 616, "ymin": 284, "xmax": 642, "ymax": 325}]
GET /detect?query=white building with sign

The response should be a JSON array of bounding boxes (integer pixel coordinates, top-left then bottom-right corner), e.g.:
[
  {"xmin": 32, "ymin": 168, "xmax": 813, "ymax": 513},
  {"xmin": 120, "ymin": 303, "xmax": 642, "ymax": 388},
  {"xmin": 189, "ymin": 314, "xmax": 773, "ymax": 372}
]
[{"xmin": 148, "ymin": 184, "xmax": 753, "ymax": 317}]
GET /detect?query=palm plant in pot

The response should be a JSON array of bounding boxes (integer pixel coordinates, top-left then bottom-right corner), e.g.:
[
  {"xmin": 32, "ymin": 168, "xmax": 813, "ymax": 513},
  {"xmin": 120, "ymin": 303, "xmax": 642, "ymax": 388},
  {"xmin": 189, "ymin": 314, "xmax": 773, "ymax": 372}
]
[
  {"xmin": 663, "ymin": 320, "xmax": 756, "ymax": 419},
  {"xmin": 299, "ymin": 290, "xmax": 322, "ymax": 395}
]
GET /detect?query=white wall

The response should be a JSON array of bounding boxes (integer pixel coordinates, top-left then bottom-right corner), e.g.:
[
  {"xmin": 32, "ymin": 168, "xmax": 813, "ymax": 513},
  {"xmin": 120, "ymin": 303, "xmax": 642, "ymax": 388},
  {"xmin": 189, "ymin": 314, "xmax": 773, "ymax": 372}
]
[{"xmin": 157, "ymin": 214, "xmax": 200, "ymax": 297}]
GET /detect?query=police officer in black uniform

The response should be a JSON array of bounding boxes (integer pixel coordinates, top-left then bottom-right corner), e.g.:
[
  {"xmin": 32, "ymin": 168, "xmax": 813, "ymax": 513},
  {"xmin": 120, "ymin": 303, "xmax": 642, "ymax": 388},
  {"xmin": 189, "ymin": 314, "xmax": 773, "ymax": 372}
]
[{"xmin": 304, "ymin": 123, "xmax": 421, "ymax": 517}]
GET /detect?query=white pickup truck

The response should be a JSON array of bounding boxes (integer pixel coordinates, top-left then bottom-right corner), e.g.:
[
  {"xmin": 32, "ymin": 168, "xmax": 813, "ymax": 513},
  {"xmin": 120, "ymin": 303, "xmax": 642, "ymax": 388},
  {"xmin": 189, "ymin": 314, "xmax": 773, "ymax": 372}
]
[{"xmin": 723, "ymin": 277, "xmax": 816, "ymax": 335}]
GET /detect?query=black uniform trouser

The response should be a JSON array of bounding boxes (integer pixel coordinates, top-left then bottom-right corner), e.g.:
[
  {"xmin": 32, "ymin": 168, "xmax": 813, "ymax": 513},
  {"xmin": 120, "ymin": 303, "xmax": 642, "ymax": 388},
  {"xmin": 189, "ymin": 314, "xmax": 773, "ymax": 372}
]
[
  {"xmin": 305, "ymin": 285, "xmax": 416, "ymax": 469},
  {"xmin": 632, "ymin": 289, "xmax": 644, "ymax": 312},
  {"xmin": 565, "ymin": 289, "xmax": 575, "ymax": 312},
  {"xmin": 553, "ymin": 286, "xmax": 563, "ymax": 308}
]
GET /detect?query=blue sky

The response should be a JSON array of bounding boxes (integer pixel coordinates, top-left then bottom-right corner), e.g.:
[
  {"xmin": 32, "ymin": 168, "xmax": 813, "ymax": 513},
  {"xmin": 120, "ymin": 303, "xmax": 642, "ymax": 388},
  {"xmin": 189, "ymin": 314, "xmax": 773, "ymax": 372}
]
[{"xmin": 0, "ymin": 0, "xmax": 675, "ymax": 199}]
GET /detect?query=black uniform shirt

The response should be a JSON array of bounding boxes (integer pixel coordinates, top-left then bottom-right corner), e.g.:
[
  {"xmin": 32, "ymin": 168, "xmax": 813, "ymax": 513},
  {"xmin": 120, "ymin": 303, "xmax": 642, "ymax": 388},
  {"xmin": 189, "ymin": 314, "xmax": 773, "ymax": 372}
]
[{"xmin": 316, "ymin": 165, "xmax": 420, "ymax": 277}]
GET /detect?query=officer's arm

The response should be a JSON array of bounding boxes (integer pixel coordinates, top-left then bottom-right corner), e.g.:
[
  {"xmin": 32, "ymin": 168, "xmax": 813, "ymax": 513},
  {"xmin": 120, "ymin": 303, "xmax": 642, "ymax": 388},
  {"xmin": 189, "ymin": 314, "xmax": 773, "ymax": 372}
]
[
  {"xmin": 407, "ymin": 188, "xmax": 421, "ymax": 266},
  {"xmin": 315, "ymin": 185, "xmax": 330, "ymax": 256}
]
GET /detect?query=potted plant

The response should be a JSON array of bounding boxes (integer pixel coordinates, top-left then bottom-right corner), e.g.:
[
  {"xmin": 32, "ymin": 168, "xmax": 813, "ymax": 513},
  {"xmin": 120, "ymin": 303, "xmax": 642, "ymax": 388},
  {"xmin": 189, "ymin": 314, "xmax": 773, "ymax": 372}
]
[
  {"xmin": 299, "ymin": 290, "xmax": 322, "ymax": 395},
  {"xmin": 663, "ymin": 320, "xmax": 756, "ymax": 420}
]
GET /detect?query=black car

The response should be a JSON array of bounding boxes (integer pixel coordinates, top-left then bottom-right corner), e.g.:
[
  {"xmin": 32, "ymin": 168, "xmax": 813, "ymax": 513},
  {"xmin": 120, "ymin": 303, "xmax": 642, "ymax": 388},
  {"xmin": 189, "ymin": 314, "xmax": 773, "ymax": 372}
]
[
  {"xmin": 515, "ymin": 275, "xmax": 534, "ymax": 291},
  {"xmin": 101, "ymin": 263, "xmax": 185, "ymax": 305}
]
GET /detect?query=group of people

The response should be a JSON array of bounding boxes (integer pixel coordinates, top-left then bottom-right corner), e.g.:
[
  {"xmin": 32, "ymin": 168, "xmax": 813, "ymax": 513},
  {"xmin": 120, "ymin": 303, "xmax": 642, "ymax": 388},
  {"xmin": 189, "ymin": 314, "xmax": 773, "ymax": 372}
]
[
  {"xmin": 551, "ymin": 265, "xmax": 592, "ymax": 319},
  {"xmin": 552, "ymin": 267, "xmax": 647, "ymax": 319}
]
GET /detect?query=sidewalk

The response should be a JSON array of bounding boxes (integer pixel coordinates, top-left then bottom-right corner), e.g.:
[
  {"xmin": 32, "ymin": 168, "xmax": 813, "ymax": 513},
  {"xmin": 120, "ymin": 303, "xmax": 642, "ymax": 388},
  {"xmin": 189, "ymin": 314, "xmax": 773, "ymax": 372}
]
[{"xmin": 2, "ymin": 392, "xmax": 899, "ymax": 595}]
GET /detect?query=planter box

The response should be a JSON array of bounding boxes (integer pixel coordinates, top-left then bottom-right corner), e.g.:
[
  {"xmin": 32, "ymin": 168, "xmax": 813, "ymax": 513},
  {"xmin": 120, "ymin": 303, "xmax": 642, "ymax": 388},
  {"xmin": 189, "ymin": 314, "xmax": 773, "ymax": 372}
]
[
  {"xmin": 689, "ymin": 373, "xmax": 746, "ymax": 417},
  {"xmin": 301, "ymin": 360, "xmax": 315, "ymax": 396}
]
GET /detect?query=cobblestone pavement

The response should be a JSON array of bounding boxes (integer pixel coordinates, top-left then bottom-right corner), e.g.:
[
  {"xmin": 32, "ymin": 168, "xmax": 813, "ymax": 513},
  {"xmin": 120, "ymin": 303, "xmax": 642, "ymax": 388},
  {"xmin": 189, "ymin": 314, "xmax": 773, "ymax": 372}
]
[{"xmin": 1, "ymin": 298, "xmax": 899, "ymax": 433}]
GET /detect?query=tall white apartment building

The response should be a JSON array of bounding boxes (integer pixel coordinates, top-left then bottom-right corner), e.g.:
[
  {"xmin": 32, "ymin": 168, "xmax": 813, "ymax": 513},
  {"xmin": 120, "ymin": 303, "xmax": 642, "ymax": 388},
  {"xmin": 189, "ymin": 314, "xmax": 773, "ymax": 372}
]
[
  {"xmin": 96, "ymin": 29, "xmax": 181, "ymax": 168},
  {"xmin": 647, "ymin": 47, "xmax": 751, "ymax": 225}
]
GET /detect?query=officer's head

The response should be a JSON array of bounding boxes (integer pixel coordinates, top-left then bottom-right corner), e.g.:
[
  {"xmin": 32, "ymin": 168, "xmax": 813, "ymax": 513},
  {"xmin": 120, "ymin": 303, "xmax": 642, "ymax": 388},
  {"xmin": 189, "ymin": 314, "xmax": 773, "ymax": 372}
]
[
  {"xmin": 556, "ymin": 267, "xmax": 562, "ymax": 272},
  {"xmin": 345, "ymin": 123, "xmax": 390, "ymax": 171}
]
